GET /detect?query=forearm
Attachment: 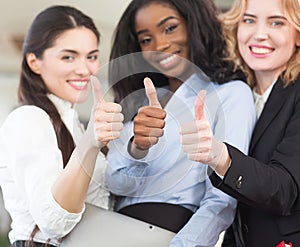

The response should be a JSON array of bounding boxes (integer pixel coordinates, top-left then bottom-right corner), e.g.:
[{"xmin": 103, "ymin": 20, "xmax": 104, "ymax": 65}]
[
  {"xmin": 52, "ymin": 133, "xmax": 100, "ymax": 213},
  {"xmin": 170, "ymin": 183, "xmax": 236, "ymax": 247}
]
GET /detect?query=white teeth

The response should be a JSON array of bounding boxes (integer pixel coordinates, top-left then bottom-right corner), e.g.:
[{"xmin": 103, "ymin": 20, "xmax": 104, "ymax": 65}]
[
  {"xmin": 251, "ymin": 47, "xmax": 272, "ymax": 54},
  {"xmin": 160, "ymin": 54, "xmax": 177, "ymax": 65},
  {"xmin": 69, "ymin": 81, "xmax": 87, "ymax": 87}
]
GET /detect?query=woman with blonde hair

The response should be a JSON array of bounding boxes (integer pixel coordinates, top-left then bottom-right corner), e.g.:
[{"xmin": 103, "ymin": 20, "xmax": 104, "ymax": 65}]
[{"xmin": 180, "ymin": 0, "xmax": 300, "ymax": 245}]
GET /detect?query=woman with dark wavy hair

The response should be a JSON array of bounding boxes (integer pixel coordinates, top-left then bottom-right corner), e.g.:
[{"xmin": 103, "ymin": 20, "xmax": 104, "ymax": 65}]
[
  {"xmin": 105, "ymin": 0, "xmax": 256, "ymax": 246},
  {"xmin": 0, "ymin": 5, "xmax": 123, "ymax": 247}
]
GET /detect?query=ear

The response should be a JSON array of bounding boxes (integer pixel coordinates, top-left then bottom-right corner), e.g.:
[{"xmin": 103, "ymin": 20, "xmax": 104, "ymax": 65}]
[{"xmin": 26, "ymin": 53, "xmax": 41, "ymax": 74}]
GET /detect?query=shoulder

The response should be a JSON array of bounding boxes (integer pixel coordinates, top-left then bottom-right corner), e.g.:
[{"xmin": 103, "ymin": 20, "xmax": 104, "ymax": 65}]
[
  {"xmin": 290, "ymin": 77, "xmax": 300, "ymax": 93},
  {"xmin": 3, "ymin": 105, "xmax": 51, "ymax": 126},
  {"xmin": 213, "ymin": 80, "xmax": 253, "ymax": 104},
  {"xmin": 1, "ymin": 105, "xmax": 53, "ymax": 136},
  {"xmin": 276, "ymin": 77, "xmax": 300, "ymax": 103},
  {"xmin": 5, "ymin": 105, "xmax": 49, "ymax": 122},
  {"xmin": 218, "ymin": 79, "xmax": 252, "ymax": 94}
]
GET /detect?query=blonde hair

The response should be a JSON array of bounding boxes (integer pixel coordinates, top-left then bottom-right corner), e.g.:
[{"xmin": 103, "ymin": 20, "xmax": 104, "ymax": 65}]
[{"xmin": 219, "ymin": 0, "xmax": 300, "ymax": 88}]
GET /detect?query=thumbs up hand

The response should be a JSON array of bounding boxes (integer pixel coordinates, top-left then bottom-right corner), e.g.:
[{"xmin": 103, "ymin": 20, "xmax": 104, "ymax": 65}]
[
  {"xmin": 180, "ymin": 90, "xmax": 230, "ymax": 173},
  {"xmin": 131, "ymin": 77, "xmax": 166, "ymax": 152},
  {"xmin": 87, "ymin": 76, "xmax": 124, "ymax": 148}
]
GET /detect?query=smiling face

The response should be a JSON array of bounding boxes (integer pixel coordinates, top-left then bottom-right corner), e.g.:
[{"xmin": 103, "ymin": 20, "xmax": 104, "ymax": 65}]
[
  {"xmin": 135, "ymin": 2, "xmax": 193, "ymax": 81},
  {"xmin": 28, "ymin": 27, "xmax": 99, "ymax": 104},
  {"xmin": 237, "ymin": 0, "xmax": 300, "ymax": 83}
]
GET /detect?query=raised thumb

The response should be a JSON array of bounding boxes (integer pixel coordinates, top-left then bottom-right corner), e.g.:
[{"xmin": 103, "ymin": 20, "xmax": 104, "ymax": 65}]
[
  {"xmin": 144, "ymin": 77, "xmax": 162, "ymax": 108},
  {"xmin": 90, "ymin": 75, "xmax": 104, "ymax": 103},
  {"xmin": 195, "ymin": 90, "xmax": 206, "ymax": 120}
]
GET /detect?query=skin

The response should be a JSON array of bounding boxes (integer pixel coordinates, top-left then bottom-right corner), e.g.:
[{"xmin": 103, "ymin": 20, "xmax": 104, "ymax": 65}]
[
  {"xmin": 27, "ymin": 27, "xmax": 99, "ymax": 104},
  {"xmin": 181, "ymin": 0, "xmax": 300, "ymax": 176},
  {"xmin": 135, "ymin": 2, "xmax": 192, "ymax": 91},
  {"xmin": 237, "ymin": 0, "xmax": 300, "ymax": 94},
  {"xmin": 131, "ymin": 3, "xmax": 194, "ymax": 155},
  {"xmin": 26, "ymin": 27, "xmax": 124, "ymax": 213}
]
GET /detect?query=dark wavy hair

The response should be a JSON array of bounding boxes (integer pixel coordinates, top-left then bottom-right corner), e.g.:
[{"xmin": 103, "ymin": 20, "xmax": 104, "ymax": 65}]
[
  {"xmin": 109, "ymin": 0, "xmax": 246, "ymax": 119},
  {"xmin": 19, "ymin": 5, "xmax": 100, "ymax": 167}
]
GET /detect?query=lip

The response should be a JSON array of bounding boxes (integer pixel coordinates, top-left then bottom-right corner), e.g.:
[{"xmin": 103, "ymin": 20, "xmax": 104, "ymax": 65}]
[{"xmin": 67, "ymin": 78, "xmax": 89, "ymax": 90}]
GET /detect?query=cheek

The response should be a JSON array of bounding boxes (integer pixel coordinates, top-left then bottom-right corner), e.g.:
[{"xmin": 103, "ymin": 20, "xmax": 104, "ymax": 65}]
[
  {"xmin": 142, "ymin": 51, "xmax": 152, "ymax": 64},
  {"xmin": 90, "ymin": 62, "xmax": 100, "ymax": 75},
  {"xmin": 237, "ymin": 26, "xmax": 245, "ymax": 45},
  {"xmin": 283, "ymin": 31, "xmax": 298, "ymax": 49},
  {"xmin": 237, "ymin": 28, "xmax": 249, "ymax": 54}
]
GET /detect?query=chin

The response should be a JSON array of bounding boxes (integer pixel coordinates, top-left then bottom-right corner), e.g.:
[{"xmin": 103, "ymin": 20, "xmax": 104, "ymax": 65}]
[{"xmin": 74, "ymin": 91, "xmax": 90, "ymax": 103}]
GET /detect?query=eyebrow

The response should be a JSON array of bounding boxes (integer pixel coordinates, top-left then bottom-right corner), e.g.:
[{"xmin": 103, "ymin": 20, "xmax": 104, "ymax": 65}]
[
  {"xmin": 60, "ymin": 49, "xmax": 99, "ymax": 54},
  {"xmin": 136, "ymin": 16, "xmax": 177, "ymax": 36},
  {"xmin": 243, "ymin": 13, "xmax": 287, "ymax": 20}
]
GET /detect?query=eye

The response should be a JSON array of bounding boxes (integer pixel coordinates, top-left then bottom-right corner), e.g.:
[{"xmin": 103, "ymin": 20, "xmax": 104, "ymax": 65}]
[
  {"xmin": 138, "ymin": 37, "xmax": 152, "ymax": 46},
  {"xmin": 165, "ymin": 24, "xmax": 178, "ymax": 34},
  {"xmin": 243, "ymin": 18, "xmax": 255, "ymax": 24},
  {"xmin": 88, "ymin": 54, "xmax": 98, "ymax": 60},
  {"xmin": 62, "ymin": 55, "xmax": 75, "ymax": 61},
  {"xmin": 271, "ymin": 20, "xmax": 284, "ymax": 27}
]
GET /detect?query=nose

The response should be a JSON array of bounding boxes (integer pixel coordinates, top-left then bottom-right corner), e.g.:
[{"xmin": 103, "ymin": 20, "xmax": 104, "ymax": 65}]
[
  {"xmin": 155, "ymin": 36, "xmax": 171, "ymax": 51},
  {"xmin": 75, "ymin": 59, "xmax": 90, "ymax": 76},
  {"xmin": 254, "ymin": 24, "xmax": 268, "ymax": 41}
]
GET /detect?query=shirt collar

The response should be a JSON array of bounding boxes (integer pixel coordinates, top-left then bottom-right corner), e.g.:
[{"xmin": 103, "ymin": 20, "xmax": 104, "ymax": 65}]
[
  {"xmin": 47, "ymin": 94, "xmax": 84, "ymax": 142},
  {"xmin": 47, "ymin": 93, "xmax": 73, "ymax": 114},
  {"xmin": 253, "ymin": 80, "xmax": 276, "ymax": 104}
]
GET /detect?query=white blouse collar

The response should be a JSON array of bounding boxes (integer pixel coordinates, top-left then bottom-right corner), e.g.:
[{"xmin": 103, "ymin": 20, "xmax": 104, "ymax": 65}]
[
  {"xmin": 47, "ymin": 93, "xmax": 73, "ymax": 115},
  {"xmin": 47, "ymin": 93, "xmax": 84, "ymax": 144}
]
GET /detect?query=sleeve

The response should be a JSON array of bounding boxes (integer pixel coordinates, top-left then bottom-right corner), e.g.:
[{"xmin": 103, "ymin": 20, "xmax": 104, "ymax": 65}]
[
  {"xmin": 0, "ymin": 106, "xmax": 84, "ymax": 239},
  {"xmin": 105, "ymin": 121, "xmax": 150, "ymax": 196},
  {"xmin": 210, "ymin": 145, "xmax": 297, "ymax": 215},
  {"xmin": 211, "ymin": 108, "xmax": 300, "ymax": 214},
  {"xmin": 170, "ymin": 81, "xmax": 256, "ymax": 246}
]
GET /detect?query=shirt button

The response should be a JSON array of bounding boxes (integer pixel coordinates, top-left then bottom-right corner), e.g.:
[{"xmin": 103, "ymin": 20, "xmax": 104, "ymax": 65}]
[
  {"xmin": 242, "ymin": 224, "xmax": 249, "ymax": 234},
  {"xmin": 236, "ymin": 175, "xmax": 243, "ymax": 189}
]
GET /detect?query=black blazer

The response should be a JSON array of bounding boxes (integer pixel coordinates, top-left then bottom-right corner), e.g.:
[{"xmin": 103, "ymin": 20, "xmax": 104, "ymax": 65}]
[{"xmin": 210, "ymin": 77, "xmax": 300, "ymax": 246}]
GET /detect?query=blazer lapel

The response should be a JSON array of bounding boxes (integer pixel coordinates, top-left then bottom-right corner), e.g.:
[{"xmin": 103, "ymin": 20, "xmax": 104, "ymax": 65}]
[{"xmin": 250, "ymin": 79, "xmax": 288, "ymax": 153}]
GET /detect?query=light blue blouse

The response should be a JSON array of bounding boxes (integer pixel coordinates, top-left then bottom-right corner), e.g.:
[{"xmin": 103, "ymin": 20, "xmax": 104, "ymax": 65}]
[{"xmin": 106, "ymin": 73, "xmax": 256, "ymax": 246}]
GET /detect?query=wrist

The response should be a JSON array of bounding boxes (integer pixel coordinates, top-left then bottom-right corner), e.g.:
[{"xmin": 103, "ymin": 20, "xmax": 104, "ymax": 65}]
[
  {"xmin": 128, "ymin": 137, "xmax": 149, "ymax": 159},
  {"xmin": 213, "ymin": 142, "xmax": 231, "ymax": 176}
]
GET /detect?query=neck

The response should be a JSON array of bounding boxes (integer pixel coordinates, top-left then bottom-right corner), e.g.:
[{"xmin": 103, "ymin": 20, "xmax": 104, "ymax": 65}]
[
  {"xmin": 168, "ymin": 77, "xmax": 183, "ymax": 92},
  {"xmin": 255, "ymin": 72, "xmax": 279, "ymax": 95}
]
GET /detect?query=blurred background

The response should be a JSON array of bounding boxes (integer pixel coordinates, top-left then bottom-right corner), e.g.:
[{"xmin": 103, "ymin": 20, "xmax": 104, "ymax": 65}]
[{"xmin": 0, "ymin": 0, "xmax": 234, "ymax": 246}]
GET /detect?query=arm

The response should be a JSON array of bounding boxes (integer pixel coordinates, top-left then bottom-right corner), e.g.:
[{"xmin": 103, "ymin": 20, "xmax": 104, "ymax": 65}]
[
  {"xmin": 106, "ymin": 78, "xmax": 166, "ymax": 195},
  {"xmin": 210, "ymin": 144, "xmax": 297, "ymax": 215},
  {"xmin": 52, "ymin": 76, "xmax": 123, "ymax": 213},
  {"xmin": 1, "ymin": 106, "xmax": 82, "ymax": 239},
  {"xmin": 211, "ymin": 82, "xmax": 300, "ymax": 215},
  {"xmin": 1, "ymin": 78, "xmax": 123, "ymax": 238},
  {"xmin": 129, "ymin": 77, "xmax": 166, "ymax": 158},
  {"xmin": 172, "ymin": 82, "xmax": 256, "ymax": 246},
  {"xmin": 170, "ymin": 179, "xmax": 236, "ymax": 247},
  {"xmin": 105, "ymin": 121, "xmax": 152, "ymax": 196}
]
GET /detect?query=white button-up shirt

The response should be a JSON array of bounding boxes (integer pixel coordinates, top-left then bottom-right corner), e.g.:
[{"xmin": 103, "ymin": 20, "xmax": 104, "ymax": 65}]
[{"xmin": 0, "ymin": 94, "xmax": 109, "ymax": 245}]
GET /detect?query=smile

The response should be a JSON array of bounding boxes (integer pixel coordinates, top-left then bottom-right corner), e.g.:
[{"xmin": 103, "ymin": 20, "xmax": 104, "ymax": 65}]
[
  {"xmin": 68, "ymin": 79, "xmax": 89, "ymax": 90},
  {"xmin": 159, "ymin": 54, "xmax": 178, "ymax": 65},
  {"xmin": 250, "ymin": 46, "xmax": 274, "ymax": 55}
]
